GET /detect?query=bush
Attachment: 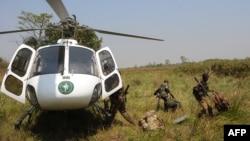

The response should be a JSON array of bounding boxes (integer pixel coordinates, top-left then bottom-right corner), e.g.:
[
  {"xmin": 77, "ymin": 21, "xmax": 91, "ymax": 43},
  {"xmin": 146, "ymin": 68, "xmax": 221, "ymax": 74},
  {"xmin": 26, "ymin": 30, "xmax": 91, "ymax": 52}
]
[
  {"xmin": 0, "ymin": 57, "xmax": 8, "ymax": 69},
  {"xmin": 174, "ymin": 58, "xmax": 250, "ymax": 78}
]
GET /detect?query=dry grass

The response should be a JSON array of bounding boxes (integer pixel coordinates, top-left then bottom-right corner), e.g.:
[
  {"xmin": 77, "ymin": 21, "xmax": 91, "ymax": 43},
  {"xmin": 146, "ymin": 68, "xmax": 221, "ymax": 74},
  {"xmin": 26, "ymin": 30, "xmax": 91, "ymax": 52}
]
[{"xmin": 0, "ymin": 67, "xmax": 250, "ymax": 141}]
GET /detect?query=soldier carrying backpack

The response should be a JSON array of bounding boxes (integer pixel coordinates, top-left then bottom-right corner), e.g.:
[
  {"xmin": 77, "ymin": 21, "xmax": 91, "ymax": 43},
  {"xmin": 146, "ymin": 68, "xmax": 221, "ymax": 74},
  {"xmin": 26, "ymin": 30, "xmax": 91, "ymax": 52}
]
[{"xmin": 193, "ymin": 73, "xmax": 213, "ymax": 117}]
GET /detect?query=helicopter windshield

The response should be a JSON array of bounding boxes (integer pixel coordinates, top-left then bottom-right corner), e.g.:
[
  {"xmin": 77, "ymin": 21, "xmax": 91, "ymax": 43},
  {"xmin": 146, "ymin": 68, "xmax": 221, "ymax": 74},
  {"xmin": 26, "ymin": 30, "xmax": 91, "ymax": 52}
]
[
  {"xmin": 69, "ymin": 46, "xmax": 98, "ymax": 76},
  {"xmin": 31, "ymin": 46, "xmax": 65, "ymax": 76}
]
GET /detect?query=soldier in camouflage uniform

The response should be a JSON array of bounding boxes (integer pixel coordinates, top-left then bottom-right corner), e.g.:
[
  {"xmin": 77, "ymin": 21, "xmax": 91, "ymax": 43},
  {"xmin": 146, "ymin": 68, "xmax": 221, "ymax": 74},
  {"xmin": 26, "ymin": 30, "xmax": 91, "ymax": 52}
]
[
  {"xmin": 193, "ymin": 73, "xmax": 213, "ymax": 117},
  {"xmin": 104, "ymin": 85, "xmax": 136, "ymax": 126},
  {"xmin": 154, "ymin": 80, "xmax": 179, "ymax": 112}
]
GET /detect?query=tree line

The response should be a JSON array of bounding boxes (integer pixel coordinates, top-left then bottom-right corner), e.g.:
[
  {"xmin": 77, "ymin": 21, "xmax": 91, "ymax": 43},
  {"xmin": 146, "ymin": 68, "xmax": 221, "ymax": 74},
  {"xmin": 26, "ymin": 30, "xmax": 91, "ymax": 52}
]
[{"xmin": 174, "ymin": 58, "xmax": 250, "ymax": 78}]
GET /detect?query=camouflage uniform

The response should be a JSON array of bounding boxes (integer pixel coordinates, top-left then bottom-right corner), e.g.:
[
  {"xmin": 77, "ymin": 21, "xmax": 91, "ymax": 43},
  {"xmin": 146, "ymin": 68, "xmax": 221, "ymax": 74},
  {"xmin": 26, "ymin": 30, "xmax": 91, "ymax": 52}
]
[
  {"xmin": 154, "ymin": 80, "xmax": 179, "ymax": 112},
  {"xmin": 193, "ymin": 73, "xmax": 213, "ymax": 117},
  {"xmin": 105, "ymin": 86, "xmax": 136, "ymax": 126}
]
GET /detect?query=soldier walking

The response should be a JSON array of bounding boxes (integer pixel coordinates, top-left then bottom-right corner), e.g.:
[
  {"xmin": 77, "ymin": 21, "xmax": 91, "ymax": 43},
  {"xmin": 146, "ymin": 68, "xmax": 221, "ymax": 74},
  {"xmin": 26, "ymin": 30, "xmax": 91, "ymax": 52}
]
[{"xmin": 193, "ymin": 73, "xmax": 213, "ymax": 117}]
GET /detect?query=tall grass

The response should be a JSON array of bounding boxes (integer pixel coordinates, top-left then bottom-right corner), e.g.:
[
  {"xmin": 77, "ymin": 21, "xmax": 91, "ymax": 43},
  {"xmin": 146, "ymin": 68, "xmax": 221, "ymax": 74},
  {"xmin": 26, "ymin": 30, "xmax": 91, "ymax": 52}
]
[{"xmin": 0, "ymin": 66, "xmax": 249, "ymax": 141}]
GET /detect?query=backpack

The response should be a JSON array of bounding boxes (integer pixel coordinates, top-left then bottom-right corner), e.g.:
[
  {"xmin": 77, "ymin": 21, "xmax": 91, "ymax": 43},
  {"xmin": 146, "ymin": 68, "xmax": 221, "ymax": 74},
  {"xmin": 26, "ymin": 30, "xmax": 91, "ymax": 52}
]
[
  {"xmin": 212, "ymin": 92, "xmax": 229, "ymax": 112},
  {"xmin": 138, "ymin": 110, "xmax": 164, "ymax": 131}
]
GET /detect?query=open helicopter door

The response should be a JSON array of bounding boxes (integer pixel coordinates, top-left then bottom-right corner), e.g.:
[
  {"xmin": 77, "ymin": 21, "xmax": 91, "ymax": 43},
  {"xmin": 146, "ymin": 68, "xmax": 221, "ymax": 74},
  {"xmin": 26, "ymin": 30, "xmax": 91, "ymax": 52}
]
[
  {"xmin": 0, "ymin": 44, "xmax": 35, "ymax": 103},
  {"xmin": 96, "ymin": 47, "xmax": 123, "ymax": 99}
]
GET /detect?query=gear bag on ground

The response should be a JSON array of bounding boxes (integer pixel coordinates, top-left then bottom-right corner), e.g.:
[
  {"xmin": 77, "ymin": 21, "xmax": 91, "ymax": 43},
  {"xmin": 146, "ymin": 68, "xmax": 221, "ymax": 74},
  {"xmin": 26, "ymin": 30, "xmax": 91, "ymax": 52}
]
[{"xmin": 138, "ymin": 110, "xmax": 164, "ymax": 131}]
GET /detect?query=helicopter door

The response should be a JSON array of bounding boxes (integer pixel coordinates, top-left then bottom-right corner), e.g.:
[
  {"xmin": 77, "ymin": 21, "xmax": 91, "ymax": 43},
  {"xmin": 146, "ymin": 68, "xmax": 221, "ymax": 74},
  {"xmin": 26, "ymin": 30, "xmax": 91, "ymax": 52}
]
[
  {"xmin": 0, "ymin": 44, "xmax": 35, "ymax": 103},
  {"xmin": 96, "ymin": 47, "xmax": 123, "ymax": 99}
]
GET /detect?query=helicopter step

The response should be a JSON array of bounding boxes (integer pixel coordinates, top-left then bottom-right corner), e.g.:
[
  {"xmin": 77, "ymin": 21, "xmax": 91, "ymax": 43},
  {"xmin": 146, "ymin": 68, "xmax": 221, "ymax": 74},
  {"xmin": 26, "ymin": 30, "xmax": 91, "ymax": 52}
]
[{"xmin": 15, "ymin": 106, "xmax": 36, "ymax": 130}]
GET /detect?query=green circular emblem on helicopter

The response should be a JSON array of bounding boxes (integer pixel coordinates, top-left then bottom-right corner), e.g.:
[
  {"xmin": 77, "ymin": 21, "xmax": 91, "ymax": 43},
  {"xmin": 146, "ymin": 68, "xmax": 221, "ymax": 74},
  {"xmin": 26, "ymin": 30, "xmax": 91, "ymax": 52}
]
[{"xmin": 58, "ymin": 81, "xmax": 74, "ymax": 94}]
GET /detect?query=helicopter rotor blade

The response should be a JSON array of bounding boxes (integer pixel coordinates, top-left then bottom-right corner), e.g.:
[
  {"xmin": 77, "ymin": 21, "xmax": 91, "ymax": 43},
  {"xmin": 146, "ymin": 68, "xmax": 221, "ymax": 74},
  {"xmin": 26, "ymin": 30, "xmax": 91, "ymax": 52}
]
[
  {"xmin": 0, "ymin": 28, "xmax": 47, "ymax": 34},
  {"xmin": 46, "ymin": 0, "xmax": 69, "ymax": 21},
  {"xmin": 83, "ymin": 27, "xmax": 164, "ymax": 41}
]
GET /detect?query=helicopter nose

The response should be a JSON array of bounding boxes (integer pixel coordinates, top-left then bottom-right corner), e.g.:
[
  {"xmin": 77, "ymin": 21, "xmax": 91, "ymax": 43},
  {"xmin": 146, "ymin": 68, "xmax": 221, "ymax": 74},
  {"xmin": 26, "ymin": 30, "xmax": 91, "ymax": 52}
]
[{"xmin": 28, "ymin": 74, "xmax": 101, "ymax": 110}]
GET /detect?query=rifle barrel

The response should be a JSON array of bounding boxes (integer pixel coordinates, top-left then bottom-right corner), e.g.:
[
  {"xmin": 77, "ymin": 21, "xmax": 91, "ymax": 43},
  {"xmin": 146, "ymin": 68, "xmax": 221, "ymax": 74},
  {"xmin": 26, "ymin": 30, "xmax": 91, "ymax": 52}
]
[{"xmin": 124, "ymin": 84, "xmax": 130, "ymax": 95}]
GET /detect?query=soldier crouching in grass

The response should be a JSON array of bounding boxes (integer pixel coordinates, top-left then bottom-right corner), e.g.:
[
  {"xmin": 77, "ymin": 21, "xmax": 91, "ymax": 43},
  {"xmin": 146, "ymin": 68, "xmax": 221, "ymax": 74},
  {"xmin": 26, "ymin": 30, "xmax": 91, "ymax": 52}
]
[
  {"xmin": 104, "ymin": 85, "xmax": 136, "ymax": 127},
  {"xmin": 154, "ymin": 80, "xmax": 179, "ymax": 112}
]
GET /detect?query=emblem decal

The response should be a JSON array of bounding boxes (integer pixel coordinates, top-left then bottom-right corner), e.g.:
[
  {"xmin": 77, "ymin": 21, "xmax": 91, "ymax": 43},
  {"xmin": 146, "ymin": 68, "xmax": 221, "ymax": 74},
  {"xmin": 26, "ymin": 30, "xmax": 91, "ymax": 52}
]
[{"xmin": 58, "ymin": 81, "xmax": 74, "ymax": 94}]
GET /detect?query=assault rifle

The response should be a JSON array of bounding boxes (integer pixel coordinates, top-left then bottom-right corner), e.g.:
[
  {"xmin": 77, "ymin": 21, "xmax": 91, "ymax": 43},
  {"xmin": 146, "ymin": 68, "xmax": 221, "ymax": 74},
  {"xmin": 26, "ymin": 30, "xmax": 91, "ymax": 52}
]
[
  {"xmin": 123, "ymin": 84, "xmax": 130, "ymax": 102},
  {"xmin": 124, "ymin": 84, "xmax": 130, "ymax": 95},
  {"xmin": 194, "ymin": 77, "xmax": 210, "ymax": 98}
]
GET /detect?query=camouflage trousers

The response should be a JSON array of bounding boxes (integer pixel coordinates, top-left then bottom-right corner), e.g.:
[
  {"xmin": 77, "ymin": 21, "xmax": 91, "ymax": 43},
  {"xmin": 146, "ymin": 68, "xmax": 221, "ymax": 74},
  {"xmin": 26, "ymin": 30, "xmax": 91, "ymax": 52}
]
[
  {"xmin": 198, "ymin": 97, "xmax": 213, "ymax": 117},
  {"xmin": 105, "ymin": 96, "xmax": 135, "ymax": 126}
]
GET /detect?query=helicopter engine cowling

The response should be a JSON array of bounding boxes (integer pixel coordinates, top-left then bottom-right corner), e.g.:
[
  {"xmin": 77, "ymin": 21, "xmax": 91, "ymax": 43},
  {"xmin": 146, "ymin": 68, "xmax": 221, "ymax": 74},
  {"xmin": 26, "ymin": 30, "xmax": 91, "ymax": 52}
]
[{"xmin": 26, "ymin": 73, "xmax": 101, "ymax": 110}]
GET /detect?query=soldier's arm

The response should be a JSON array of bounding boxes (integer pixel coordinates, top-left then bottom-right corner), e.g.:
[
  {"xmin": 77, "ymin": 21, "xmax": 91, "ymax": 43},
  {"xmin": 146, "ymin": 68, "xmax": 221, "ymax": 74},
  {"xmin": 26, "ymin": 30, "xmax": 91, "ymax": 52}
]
[
  {"xmin": 169, "ymin": 92, "xmax": 176, "ymax": 99},
  {"xmin": 154, "ymin": 88, "xmax": 160, "ymax": 95}
]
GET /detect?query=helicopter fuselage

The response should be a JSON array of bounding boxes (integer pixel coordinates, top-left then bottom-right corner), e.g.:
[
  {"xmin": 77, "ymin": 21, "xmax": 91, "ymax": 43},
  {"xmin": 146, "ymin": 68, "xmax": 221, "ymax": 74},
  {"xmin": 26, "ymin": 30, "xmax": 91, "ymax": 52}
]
[{"xmin": 0, "ymin": 39, "xmax": 123, "ymax": 111}]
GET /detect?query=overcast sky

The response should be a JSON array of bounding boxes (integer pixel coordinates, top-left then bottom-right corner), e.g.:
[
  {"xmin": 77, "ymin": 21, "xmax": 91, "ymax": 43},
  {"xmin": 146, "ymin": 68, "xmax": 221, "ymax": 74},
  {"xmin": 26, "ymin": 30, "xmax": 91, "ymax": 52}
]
[{"xmin": 0, "ymin": 0, "xmax": 249, "ymax": 68}]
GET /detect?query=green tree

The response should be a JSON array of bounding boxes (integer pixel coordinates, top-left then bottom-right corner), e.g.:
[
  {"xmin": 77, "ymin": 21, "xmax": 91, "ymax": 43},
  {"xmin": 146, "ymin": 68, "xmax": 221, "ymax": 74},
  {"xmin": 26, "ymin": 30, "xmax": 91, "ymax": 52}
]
[
  {"xmin": 165, "ymin": 59, "xmax": 170, "ymax": 65},
  {"xmin": 18, "ymin": 11, "xmax": 52, "ymax": 49},
  {"xmin": 180, "ymin": 56, "xmax": 188, "ymax": 63},
  {"xmin": 74, "ymin": 30, "xmax": 102, "ymax": 51},
  {"xmin": 0, "ymin": 57, "xmax": 8, "ymax": 68}
]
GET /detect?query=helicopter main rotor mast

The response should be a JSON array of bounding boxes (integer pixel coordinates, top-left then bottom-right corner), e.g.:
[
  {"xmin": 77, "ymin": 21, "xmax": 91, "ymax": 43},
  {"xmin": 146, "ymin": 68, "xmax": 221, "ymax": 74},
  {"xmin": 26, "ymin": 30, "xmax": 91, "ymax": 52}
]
[{"xmin": 46, "ymin": 0, "xmax": 164, "ymax": 41}]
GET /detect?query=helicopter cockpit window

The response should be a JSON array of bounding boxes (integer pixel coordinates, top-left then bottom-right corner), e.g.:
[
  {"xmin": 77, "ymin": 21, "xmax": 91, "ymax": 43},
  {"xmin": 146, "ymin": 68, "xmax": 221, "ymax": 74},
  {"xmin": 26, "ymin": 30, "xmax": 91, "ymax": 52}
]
[
  {"xmin": 32, "ymin": 46, "xmax": 65, "ymax": 76},
  {"xmin": 11, "ymin": 48, "xmax": 32, "ymax": 77},
  {"xmin": 98, "ymin": 50, "xmax": 115, "ymax": 76},
  {"xmin": 69, "ymin": 47, "xmax": 98, "ymax": 76}
]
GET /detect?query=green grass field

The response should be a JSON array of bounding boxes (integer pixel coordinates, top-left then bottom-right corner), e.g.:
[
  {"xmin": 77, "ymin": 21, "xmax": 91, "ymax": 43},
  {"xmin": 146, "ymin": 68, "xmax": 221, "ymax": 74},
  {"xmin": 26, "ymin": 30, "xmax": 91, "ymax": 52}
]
[{"xmin": 0, "ymin": 65, "xmax": 249, "ymax": 141}]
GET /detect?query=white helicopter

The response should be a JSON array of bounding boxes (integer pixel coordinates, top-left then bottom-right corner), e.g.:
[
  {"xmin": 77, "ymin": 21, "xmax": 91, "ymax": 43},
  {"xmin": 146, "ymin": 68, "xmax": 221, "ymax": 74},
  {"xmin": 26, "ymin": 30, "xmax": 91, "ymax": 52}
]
[{"xmin": 0, "ymin": 0, "xmax": 163, "ymax": 128}]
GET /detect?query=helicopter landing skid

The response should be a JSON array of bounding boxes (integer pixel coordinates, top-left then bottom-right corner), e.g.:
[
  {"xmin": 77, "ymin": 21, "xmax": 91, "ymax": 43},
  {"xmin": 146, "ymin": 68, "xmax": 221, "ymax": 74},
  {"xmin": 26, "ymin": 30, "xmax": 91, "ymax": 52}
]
[{"xmin": 14, "ymin": 106, "xmax": 36, "ymax": 130}]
